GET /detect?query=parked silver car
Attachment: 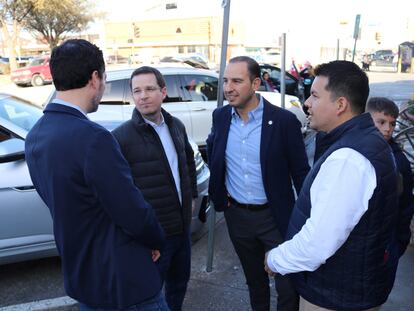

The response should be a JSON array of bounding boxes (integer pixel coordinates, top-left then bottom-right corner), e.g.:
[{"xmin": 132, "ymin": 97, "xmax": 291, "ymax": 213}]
[{"xmin": 0, "ymin": 93, "xmax": 209, "ymax": 265}]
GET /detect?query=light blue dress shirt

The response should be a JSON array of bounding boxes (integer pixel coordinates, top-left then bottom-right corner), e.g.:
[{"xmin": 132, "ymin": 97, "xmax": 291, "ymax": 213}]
[
  {"xmin": 225, "ymin": 97, "xmax": 267, "ymax": 204},
  {"xmin": 51, "ymin": 98, "xmax": 88, "ymax": 118}
]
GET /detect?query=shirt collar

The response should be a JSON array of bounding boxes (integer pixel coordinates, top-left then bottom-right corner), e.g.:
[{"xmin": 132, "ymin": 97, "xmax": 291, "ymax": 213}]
[
  {"xmin": 52, "ymin": 98, "xmax": 88, "ymax": 118},
  {"xmin": 143, "ymin": 113, "xmax": 165, "ymax": 128},
  {"xmin": 231, "ymin": 95, "xmax": 263, "ymax": 124}
]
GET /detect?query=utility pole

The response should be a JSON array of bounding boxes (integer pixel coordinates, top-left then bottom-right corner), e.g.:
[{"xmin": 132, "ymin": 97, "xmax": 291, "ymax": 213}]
[
  {"xmin": 351, "ymin": 14, "xmax": 361, "ymax": 62},
  {"xmin": 206, "ymin": 0, "xmax": 231, "ymax": 273}
]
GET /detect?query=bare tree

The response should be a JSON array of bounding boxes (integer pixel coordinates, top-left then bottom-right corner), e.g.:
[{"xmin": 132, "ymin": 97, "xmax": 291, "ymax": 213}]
[
  {"xmin": 0, "ymin": 0, "xmax": 34, "ymax": 71},
  {"xmin": 24, "ymin": 0, "xmax": 96, "ymax": 50}
]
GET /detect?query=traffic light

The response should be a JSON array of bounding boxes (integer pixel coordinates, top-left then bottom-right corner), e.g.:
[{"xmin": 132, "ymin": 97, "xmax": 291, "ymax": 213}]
[
  {"xmin": 133, "ymin": 25, "xmax": 140, "ymax": 38},
  {"xmin": 375, "ymin": 32, "xmax": 381, "ymax": 42}
]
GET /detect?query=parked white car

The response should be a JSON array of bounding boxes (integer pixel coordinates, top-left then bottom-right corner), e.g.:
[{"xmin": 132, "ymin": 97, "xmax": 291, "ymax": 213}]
[{"xmin": 45, "ymin": 66, "xmax": 307, "ymax": 157}]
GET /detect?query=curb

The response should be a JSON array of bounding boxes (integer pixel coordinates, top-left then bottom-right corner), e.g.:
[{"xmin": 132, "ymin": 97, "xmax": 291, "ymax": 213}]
[{"xmin": 0, "ymin": 297, "xmax": 77, "ymax": 311}]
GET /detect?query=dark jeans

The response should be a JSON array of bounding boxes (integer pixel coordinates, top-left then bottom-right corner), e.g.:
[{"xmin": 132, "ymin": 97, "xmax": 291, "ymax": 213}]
[
  {"xmin": 225, "ymin": 205, "xmax": 299, "ymax": 311},
  {"xmin": 157, "ymin": 232, "xmax": 191, "ymax": 311},
  {"xmin": 79, "ymin": 291, "xmax": 170, "ymax": 311}
]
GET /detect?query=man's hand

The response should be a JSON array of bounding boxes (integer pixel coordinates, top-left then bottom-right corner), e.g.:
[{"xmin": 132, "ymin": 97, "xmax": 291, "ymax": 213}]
[
  {"xmin": 152, "ymin": 250, "xmax": 161, "ymax": 262},
  {"xmin": 264, "ymin": 251, "xmax": 276, "ymax": 277}
]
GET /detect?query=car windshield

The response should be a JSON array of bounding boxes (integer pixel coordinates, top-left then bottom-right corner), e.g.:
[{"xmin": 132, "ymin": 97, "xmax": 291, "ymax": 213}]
[
  {"xmin": 28, "ymin": 58, "xmax": 44, "ymax": 66},
  {"xmin": 0, "ymin": 96, "xmax": 42, "ymax": 132}
]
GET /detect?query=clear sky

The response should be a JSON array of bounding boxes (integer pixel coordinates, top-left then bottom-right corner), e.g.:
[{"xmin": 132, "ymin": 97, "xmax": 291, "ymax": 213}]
[
  {"xmin": 96, "ymin": 0, "xmax": 414, "ymax": 62},
  {"xmin": 97, "ymin": 0, "xmax": 414, "ymax": 30}
]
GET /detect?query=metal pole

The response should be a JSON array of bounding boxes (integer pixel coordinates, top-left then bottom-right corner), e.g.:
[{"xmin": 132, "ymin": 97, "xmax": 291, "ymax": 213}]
[
  {"xmin": 351, "ymin": 38, "xmax": 357, "ymax": 63},
  {"xmin": 206, "ymin": 0, "xmax": 231, "ymax": 273},
  {"xmin": 280, "ymin": 33, "xmax": 286, "ymax": 109},
  {"xmin": 336, "ymin": 39, "xmax": 340, "ymax": 60},
  {"xmin": 216, "ymin": 0, "xmax": 230, "ymax": 109},
  {"xmin": 351, "ymin": 14, "xmax": 361, "ymax": 63}
]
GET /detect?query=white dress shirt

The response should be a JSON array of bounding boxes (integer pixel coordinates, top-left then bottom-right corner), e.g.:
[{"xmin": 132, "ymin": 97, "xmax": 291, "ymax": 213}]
[
  {"xmin": 267, "ymin": 148, "xmax": 377, "ymax": 275},
  {"xmin": 144, "ymin": 115, "xmax": 182, "ymax": 204}
]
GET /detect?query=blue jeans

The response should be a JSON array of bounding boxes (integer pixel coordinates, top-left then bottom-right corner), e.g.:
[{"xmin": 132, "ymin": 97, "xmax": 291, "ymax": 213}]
[
  {"xmin": 79, "ymin": 291, "xmax": 170, "ymax": 311},
  {"xmin": 157, "ymin": 232, "xmax": 191, "ymax": 311}
]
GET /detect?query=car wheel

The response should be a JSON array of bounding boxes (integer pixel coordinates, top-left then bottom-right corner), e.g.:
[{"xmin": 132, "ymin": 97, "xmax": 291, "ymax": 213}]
[{"xmin": 31, "ymin": 74, "xmax": 44, "ymax": 87}]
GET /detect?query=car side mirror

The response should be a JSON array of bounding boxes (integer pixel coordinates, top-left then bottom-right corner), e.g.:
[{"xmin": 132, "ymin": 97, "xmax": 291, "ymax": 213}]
[{"xmin": 0, "ymin": 138, "xmax": 25, "ymax": 163}]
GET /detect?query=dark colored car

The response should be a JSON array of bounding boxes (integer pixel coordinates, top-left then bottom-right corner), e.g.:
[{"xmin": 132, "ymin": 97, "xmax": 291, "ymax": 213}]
[
  {"xmin": 160, "ymin": 55, "xmax": 209, "ymax": 70},
  {"xmin": 369, "ymin": 50, "xmax": 395, "ymax": 67},
  {"xmin": 106, "ymin": 55, "xmax": 129, "ymax": 64},
  {"xmin": 259, "ymin": 64, "xmax": 304, "ymax": 101}
]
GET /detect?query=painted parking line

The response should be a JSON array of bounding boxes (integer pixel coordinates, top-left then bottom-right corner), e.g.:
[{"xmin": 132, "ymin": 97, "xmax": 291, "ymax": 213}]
[{"xmin": 0, "ymin": 296, "xmax": 77, "ymax": 311}]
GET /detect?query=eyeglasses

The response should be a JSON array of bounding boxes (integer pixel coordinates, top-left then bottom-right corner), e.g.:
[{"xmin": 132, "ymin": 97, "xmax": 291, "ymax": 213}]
[{"xmin": 133, "ymin": 86, "xmax": 161, "ymax": 96}]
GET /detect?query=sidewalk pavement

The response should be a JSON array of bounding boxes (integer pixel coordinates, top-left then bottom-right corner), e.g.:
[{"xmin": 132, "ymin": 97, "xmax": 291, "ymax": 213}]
[
  {"xmin": 39, "ymin": 215, "xmax": 414, "ymax": 311},
  {"xmin": 184, "ymin": 215, "xmax": 414, "ymax": 311}
]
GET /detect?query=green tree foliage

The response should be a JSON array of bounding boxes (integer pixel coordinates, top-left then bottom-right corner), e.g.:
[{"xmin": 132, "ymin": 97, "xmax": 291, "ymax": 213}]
[{"xmin": 24, "ymin": 0, "xmax": 96, "ymax": 49}]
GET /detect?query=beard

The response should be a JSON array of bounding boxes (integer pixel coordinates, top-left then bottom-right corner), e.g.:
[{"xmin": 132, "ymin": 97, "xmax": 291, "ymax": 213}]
[
  {"xmin": 88, "ymin": 95, "xmax": 100, "ymax": 113},
  {"xmin": 88, "ymin": 82, "xmax": 105, "ymax": 113}
]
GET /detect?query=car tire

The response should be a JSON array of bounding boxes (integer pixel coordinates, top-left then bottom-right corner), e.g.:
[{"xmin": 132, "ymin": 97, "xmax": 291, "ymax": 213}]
[{"xmin": 31, "ymin": 74, "xmax": 44, "ymax": 87}]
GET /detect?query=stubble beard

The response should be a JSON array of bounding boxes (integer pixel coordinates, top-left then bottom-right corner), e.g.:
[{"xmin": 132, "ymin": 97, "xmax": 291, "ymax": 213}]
[
  {"xmin": 88, "ymin": 95, "xmax": 100, "ymax": 113},
  {"xmin": 234, "ymin": 91, "xmax": 257, "ymax": 111}
]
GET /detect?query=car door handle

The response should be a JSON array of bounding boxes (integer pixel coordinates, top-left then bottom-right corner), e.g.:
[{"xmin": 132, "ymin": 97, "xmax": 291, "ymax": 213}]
[
  {"xmin": 191, "ymin": 107, "xmax": 206, "ymax": 111},
  {"xmin": 13, "ymin": 186, "xmax": 36, "ymax": 191}
]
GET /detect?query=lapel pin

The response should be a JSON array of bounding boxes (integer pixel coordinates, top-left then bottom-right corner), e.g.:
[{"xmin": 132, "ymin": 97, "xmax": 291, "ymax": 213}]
[{"xmin": 268, "ymin": 120, "xmax": 273, "ymax": 125}]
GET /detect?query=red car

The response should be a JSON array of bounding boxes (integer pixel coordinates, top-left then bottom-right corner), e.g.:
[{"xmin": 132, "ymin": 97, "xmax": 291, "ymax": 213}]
[{"xmin": 10, "ymin": 56, "xmax": 52, "ymax": 87}]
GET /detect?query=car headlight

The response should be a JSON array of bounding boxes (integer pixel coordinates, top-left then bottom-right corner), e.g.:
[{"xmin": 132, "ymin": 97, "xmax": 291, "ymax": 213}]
[{"xmin": 289, "ymin": 99, "xmax": 301, "ymax": 108}]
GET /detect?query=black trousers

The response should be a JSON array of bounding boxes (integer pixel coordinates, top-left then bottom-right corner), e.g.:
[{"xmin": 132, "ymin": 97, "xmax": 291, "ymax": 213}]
[{"xmin": 224, "ymin": 204, "xmax": 299, "ymax": 311}]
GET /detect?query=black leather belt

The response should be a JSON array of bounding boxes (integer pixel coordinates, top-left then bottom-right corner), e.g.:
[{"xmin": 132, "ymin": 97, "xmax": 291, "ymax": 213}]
[{"xmin": 228, "ymin": 196, "xmax": 269, "ymax": 211}]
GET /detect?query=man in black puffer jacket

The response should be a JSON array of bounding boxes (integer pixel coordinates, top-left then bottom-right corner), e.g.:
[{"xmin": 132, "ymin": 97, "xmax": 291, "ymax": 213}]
[{"xmin": 112, "ymin": 66, "xmax": 197, "ymax": 311}]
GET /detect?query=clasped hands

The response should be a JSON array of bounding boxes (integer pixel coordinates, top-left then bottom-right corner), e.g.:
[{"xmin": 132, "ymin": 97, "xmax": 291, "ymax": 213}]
[{"xmin": 152, "ymin": 250, "xmax": 161, "ymax": 262}]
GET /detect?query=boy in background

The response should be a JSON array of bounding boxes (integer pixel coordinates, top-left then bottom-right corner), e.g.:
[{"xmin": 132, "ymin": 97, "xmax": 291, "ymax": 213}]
[{"xmin": 366, "ymin": 97, "xmax": 414, "ymax": 285}]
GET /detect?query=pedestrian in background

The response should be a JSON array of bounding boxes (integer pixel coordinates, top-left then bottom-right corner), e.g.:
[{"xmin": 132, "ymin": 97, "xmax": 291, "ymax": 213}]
[
  {"xmin": 299, "ymin": 61, "xmax": 315, "ymax": 101},
  {"xmin": 366, "ymin": 96, "xmax": 414, "ymax": 289},
  {"xmin": 113, "ymin": 66, "xmax": 197, "ymax": 311},
  {"xmin": 289, "ymin": 58, "xmax": 300, "ymax": 79},
  {"xmin": 207, "ymin": 56, "xmax": 309, "ymax": 311},
  {"xmin": 362, "ymin": 54, "xmax": 371, "ymax": 71},
  {"xmin": 262, "ymin": 71, "xmax": 278, "ymax": 92},
  {"xmin": 25, "ymin": 39, "xmax": 168, "ymax": 311},
  {"xmin": 265, "ymin": 60, "xmax": 398, "ymax": 311}
]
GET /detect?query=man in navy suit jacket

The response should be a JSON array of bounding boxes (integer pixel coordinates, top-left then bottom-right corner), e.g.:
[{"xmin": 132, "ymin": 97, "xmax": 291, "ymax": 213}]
[
  {"xmin": 25, "ymin": 39, "xmax": 169, "ymax": 311},
  {"xmin": 207, "ymin": 56, "xmax": 309, "ymax": 311}
]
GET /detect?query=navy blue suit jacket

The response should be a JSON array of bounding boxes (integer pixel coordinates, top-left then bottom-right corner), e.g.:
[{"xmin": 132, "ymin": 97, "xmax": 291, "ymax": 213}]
[
  {"xmin": 25, "ymin": 103, "xmax": 165, "ymax": 309},
  {"xmin": 207, "ymin": 99, "xmax": 310, "ymax": 237}
]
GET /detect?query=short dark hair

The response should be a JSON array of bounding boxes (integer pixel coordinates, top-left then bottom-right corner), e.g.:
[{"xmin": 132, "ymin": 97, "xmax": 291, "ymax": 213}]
[
  {"xmin": 228, "ymin": 56, "xmax": 261, "ymax": 82},
  {"xmin": 314, "ymin": 60, "xmax": 369, "ymax": 115},
  {"xmin": 129, "ymin": 66, "xmax": 166, "ymax": 90},
  {"xmin": 50, "ymin": 39, "xmax": 105, "ymax": 91},
  {"xmin": 366, "ymin": 97, "xmax": 399, "ymax": 119}
]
